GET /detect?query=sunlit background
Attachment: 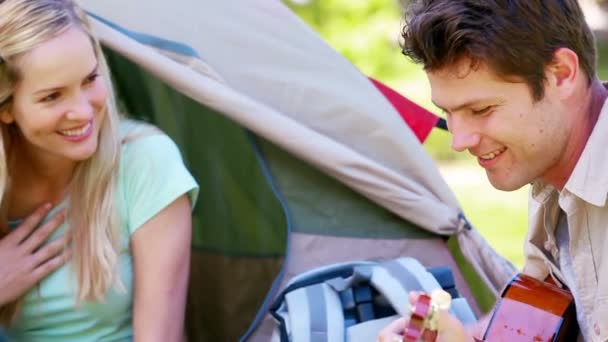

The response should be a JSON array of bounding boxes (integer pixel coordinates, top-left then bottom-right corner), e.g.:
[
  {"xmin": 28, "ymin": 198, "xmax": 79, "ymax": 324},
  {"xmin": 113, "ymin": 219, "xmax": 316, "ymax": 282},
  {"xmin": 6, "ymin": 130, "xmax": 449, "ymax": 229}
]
[{"xmin": 287, "ymin": 0, "xmax": 608, "ymax": 268}]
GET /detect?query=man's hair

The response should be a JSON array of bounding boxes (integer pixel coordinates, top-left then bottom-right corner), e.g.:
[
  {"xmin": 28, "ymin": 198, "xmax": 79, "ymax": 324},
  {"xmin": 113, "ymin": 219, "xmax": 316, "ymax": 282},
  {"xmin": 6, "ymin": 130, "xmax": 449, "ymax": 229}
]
[{"xmin": 401, "ymin": 0, "xmax": 597, "ymax": 100}]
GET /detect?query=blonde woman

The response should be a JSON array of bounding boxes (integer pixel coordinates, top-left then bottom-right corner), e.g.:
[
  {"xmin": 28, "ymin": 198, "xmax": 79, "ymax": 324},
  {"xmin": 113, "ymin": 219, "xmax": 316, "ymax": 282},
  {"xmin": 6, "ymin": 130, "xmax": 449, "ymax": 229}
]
[{"xmin": 0, "ymin": 0, "xmax": 198, "ymax": 340}]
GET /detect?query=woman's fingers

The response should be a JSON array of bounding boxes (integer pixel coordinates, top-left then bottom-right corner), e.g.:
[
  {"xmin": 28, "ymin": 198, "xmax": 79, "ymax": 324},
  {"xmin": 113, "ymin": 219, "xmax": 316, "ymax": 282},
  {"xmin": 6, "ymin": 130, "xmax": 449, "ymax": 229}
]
[
  {"xmin": 0, "ymin": 206, "xmax": 70, "ymax": 305},
  {"xmin": 30, "ymin": 236, "xmax": 68, "ymax": 268},
  {"xmin": 29, "ymin": 248, "xmax": 70, "ymax": 284},
  {"xmin": 6, "ymin": 203, "xmax": 53, "ymax": 245},
  {"xmin": 20, "ymin": 209, "xmax": 67, "ymax": 253}
]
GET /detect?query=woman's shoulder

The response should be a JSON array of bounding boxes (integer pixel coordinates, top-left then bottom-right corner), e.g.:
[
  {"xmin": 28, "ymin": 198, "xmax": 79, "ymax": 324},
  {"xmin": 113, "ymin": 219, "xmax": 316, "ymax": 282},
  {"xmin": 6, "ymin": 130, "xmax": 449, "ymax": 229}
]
[
  {"xmin": 115, "ymin": 119, "xmax": 198, "ymax": 235},
  {"xmin": 119, "ymin": 120, "xmax": 178, "ymax": 156}
]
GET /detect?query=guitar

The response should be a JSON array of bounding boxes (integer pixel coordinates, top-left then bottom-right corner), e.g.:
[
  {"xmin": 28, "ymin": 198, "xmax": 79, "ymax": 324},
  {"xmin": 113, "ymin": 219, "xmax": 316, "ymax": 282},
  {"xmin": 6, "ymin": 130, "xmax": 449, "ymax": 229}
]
[
  {"xmin": 479, "ymin": 273, "xmax": 579, "ymax": 341},
  {"xmin": 403, "ymin": 273, "xmax": 579, "ymax": 341}
]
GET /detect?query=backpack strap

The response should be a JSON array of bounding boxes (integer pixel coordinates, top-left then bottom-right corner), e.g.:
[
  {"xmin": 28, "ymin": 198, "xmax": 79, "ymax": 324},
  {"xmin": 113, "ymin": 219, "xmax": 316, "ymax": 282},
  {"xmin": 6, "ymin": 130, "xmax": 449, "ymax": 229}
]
[
  {"xmin": 370, "ymin": 257, "xmax": 442, "ymax": 316},
  {"xmin": 371, "ymin": 257, "xmax": 476, "ymax": 324},
  {"xmin": 277, "ymin": 282, "xmax": 345, "ymax": 342},
  {"xmin": 272, "ymin": 263, "xmax": 373, "ymax": 342},
  {"xmin": 271, "ymin": 258, "xmax": 477, "ymax": 342}
]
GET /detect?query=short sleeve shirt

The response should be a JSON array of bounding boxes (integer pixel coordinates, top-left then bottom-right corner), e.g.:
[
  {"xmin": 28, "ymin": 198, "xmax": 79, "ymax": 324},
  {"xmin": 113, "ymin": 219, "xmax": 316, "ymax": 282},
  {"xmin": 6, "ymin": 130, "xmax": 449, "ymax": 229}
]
[{"xmin": 5, "ymin": 122, "xmax": 199, "ymax": 341}]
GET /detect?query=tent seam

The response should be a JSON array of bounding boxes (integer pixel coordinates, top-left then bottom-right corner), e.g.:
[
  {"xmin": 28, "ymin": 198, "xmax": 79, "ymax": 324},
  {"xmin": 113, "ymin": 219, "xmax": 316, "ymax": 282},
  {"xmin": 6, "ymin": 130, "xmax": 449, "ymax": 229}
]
[
  {"xmin": 87, "ymin": 12, "xmax": 201, "ymax": 58},
  {"xmin": 239, "ymin": 131, "xmax": 293, "ymax": 341}
]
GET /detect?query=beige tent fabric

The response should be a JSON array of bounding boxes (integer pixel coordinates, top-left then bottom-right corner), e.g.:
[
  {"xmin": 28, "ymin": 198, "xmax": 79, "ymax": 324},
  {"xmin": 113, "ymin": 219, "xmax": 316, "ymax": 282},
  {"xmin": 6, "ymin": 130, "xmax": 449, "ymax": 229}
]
[
  {"xmin": 79, "ymin": 0, "xmax": 515, "ymax": 316},
  {"xmin": 85, "ymin": 12, "xmax": 462, "ymax": 236},
  {"xmin": 456, "ymin": 226, "xmax": 517, "ymax": 295},
  {"xmin": 81, "ymin": 0, "xmax": 462, "ymax": 230},
  {"xmin": 283, "ymin": 233, "xmax": 479, "ymax": 314}
]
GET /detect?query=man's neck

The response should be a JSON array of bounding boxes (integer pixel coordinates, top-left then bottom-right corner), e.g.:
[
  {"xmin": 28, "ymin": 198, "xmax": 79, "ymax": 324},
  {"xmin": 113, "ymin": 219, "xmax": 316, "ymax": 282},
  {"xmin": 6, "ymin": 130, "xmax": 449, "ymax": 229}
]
[{"xmin": 543, "ymin": 79, "xmax": 608, "ymax": 190}]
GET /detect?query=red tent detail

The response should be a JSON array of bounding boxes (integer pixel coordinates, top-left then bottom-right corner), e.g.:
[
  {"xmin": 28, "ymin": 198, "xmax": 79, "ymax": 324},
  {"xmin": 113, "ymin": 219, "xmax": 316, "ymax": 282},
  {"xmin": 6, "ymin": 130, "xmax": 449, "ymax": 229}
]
[{"xmin": 369, "ymin": 78, "xmax": 440, "ymax": 143}]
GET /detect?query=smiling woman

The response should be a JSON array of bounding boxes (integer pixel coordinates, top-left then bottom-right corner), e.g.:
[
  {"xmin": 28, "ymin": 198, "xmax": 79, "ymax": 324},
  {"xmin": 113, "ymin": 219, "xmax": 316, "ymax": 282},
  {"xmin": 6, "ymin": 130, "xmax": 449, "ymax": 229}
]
[
  {"xmin": 4, "ymin": 27, "xmax": 106, "ymax": 165},
  {"xmin": 0, "ymin": 1, "xmax": 198, "ymax": 341}
]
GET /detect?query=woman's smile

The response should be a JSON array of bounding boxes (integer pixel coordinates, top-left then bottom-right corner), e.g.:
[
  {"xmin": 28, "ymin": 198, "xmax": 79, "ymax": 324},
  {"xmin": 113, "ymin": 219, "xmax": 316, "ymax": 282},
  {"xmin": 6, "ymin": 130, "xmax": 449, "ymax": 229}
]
[{"xmin": 57, "ymin": 120, "xmax": 93, "ymax": 142}]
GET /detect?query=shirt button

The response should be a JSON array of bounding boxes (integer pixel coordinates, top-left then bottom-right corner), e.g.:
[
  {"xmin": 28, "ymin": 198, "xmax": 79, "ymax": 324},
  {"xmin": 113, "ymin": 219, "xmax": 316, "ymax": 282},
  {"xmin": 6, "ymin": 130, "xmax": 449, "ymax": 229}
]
[
  {"xmin": 595, "ymin": 322, "xmax": 601, "ymax": 336},
  {"xmin": 544, "ymin": 240, "xmax": 554, "ymax": 251}
]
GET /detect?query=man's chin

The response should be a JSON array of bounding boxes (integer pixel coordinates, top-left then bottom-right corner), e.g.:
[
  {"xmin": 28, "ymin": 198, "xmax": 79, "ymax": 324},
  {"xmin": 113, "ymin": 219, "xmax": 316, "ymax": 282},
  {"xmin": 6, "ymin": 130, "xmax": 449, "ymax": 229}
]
[{"xmin": 487, "ymin": 175, "xmax": 528, "ymax": 192}]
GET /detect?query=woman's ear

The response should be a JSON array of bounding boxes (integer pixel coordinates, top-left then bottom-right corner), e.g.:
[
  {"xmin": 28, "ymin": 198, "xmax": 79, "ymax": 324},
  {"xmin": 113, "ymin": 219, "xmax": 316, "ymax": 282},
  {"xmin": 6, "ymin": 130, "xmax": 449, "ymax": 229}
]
[{"xmin": 0, "ymin": 106, "xmax": 15, "ymax": 124}]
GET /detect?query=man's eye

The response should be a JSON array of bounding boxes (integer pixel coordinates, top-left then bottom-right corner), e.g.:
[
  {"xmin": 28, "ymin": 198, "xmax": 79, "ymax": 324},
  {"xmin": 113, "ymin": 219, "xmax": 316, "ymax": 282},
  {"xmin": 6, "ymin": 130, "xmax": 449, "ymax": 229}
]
[
  {"xmin": 471, "ymin": 106, "xmax": 493, "ymax": 115},
  {"xmin": 40, "ymin": 92, "xmax": 60, "ymax": 103}
]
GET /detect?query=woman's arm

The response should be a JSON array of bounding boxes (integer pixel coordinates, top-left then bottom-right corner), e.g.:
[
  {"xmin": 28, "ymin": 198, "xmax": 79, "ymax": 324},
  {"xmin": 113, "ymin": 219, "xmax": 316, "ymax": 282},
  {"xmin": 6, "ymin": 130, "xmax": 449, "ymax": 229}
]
[{"xmin": 131, "ymin": 195, "xmax": 192, "ymax": 342}]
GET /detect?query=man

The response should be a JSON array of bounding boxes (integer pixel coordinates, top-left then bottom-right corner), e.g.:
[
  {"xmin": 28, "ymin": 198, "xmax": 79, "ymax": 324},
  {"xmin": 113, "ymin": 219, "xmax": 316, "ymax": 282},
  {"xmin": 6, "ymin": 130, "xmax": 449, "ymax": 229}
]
[{"xmin": 379, "ymin": 0, "xmax": 608, "ymax": 341}]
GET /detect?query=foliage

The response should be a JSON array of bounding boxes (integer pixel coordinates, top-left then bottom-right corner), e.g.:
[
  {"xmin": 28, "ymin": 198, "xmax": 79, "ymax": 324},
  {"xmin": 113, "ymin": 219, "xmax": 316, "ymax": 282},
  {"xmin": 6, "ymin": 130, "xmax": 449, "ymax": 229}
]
[
  {"xmin": 286, "ymin": 0, "xmax": 419, "ymax": 83},
  {"xmin": 285, "ymin": 1, "xmax": 608, "ymax": 270},
  {"xmin": 287, "ymin": 0, "xmax": 608, "ymax": 163}
]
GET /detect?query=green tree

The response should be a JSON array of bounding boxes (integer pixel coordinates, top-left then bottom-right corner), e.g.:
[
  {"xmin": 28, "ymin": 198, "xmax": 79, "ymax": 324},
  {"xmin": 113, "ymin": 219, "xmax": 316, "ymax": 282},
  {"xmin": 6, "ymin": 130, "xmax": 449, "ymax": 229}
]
[
  {"xmin": 286, "ymin": 0, "xmax": 418, "ymax": 82},
  {"xmin": 286, "ymin": 0, "xmax": 608, "ymax": 161}
]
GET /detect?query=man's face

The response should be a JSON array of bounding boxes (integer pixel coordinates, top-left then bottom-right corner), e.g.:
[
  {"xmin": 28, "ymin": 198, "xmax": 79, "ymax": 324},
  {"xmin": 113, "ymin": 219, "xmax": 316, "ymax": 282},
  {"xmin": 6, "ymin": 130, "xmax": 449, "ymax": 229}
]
[{"xmin": 428, "ymin": 60, "xmax": 570, "ymax": 191}]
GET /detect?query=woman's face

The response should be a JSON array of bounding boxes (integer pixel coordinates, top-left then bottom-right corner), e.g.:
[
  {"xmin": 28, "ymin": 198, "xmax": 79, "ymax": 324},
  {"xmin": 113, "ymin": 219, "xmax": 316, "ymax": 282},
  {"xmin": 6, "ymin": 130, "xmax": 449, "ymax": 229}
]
[{"xmin": 2, "ymin": 26, "xmax": 107, "ymax": 165}]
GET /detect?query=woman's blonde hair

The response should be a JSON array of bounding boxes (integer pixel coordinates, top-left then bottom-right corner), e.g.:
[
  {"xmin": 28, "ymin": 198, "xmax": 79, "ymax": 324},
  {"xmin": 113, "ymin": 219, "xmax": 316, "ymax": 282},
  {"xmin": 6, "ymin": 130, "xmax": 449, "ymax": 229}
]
[{"xmin": 0, "ymin": 0, "xmax": 123, "ymax": 324}]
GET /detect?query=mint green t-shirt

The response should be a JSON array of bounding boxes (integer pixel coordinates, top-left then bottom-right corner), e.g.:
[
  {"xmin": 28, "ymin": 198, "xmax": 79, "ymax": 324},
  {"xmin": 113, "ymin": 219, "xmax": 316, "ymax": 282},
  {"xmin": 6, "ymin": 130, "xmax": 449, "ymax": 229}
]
[{"xmin": 5, "ymin": 123, "xmax": 199, "ymax": 341}]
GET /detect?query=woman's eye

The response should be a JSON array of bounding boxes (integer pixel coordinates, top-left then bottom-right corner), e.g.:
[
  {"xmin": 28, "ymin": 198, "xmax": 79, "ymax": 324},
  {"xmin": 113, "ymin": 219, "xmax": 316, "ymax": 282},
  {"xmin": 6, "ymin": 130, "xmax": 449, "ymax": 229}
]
[
  {"xmin": 84, "ymin": 73, "xmax": 99, "ymax": 85},
  {"xmin": 40, "ymin": 92, "xmax": 60, "ymax": 103}
]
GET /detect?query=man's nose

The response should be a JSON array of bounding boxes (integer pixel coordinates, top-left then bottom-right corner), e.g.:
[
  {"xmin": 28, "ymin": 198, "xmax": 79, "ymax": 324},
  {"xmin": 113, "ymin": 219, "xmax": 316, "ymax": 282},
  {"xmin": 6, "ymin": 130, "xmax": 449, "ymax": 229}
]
[{"xmin": 448, "ymin": 116, "xmax": 480, "ymax": 152}]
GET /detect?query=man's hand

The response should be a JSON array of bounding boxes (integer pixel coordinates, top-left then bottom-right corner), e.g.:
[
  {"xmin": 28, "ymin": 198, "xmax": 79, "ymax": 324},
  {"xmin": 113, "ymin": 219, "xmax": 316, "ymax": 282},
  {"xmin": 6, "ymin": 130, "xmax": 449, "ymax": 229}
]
[
  {"xmin": 0, "ymin": 204, "xmax": 70, "ymax": 306},
  {"xmin": 378, "ymin": 292, "xmax": 477, "ymax": 342}
]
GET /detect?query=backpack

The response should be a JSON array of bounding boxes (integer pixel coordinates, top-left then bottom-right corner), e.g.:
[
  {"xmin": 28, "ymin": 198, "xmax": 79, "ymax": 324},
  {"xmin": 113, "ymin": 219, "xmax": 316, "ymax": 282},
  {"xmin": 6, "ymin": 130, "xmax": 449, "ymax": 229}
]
[{"xmin": 270, "ymin": 257, "xmax": 477, "ymax": 342}]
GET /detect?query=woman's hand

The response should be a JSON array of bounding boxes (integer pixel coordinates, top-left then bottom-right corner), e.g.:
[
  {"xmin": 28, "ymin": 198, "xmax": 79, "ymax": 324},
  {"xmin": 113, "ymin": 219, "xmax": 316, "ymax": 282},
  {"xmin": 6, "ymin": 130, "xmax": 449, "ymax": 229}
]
[
  {"xmin": 0, "ymin": 204, "xmax": 69, "ymax": 306},
  {"xmin": 378, "ymin": 292, "xmax": 476, "ymax": 342}
]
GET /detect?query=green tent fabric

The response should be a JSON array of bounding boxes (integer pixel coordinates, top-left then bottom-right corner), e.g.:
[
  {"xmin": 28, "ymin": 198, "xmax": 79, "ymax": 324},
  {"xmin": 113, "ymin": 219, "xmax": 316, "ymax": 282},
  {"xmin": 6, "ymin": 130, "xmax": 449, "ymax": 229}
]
[{"xmin": 105, "ymin": 49, "xmax": 448, "ymax": 341}]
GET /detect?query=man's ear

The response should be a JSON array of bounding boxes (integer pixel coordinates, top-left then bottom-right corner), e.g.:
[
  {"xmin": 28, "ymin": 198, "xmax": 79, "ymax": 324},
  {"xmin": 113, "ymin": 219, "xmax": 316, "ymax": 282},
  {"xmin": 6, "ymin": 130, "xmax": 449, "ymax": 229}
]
[{"xmin": 546, "ymin": 48, "xmax": 580, "ymax": 97}]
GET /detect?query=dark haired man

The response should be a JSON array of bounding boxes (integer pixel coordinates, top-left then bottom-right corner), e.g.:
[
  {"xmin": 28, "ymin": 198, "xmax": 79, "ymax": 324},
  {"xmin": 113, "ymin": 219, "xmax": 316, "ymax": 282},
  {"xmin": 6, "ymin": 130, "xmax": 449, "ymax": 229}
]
[{"xmin": 379, "ymin": 0, "xmax": 607, "ymax": 341}]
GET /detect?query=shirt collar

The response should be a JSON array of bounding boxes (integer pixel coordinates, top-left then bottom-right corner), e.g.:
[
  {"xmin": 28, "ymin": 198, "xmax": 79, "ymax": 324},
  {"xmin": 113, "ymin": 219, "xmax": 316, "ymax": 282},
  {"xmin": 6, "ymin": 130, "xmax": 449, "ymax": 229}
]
[
  {"xmin": 562, "ymin": 96, "xmax": 608, "ymax": 206},
  {"xmin": 530, "ymin": 95, "xmax": 608, "ymax": 207},
  {"xmin": 531, "ymin": 178, "xmax": 555, "ymax": 204}
]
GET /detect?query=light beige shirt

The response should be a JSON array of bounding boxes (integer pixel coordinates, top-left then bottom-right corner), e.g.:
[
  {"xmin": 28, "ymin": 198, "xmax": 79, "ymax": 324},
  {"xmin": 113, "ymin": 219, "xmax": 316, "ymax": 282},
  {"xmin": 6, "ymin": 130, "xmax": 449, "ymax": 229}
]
[{"xmin": 523, "ymin": 96, "xmax": 608, "ymax": 342}]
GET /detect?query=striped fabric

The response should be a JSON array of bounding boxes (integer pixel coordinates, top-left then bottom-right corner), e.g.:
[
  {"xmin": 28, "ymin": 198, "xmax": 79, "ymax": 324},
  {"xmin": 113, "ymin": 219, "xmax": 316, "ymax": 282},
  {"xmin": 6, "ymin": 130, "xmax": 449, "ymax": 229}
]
[
  {"xmin": 281, "ymin": 283, "xmax": 345, "ymax": 342},
  {"xmin": 272, "ymin": 257, "xmax": 476, "ymax": 342}
]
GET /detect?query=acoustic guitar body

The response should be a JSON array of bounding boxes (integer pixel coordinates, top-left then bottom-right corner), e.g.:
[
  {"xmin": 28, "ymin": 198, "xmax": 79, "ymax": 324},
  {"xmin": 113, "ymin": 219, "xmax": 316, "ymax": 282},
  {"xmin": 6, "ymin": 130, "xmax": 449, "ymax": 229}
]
[{"xmin": 481, "ymin": 273, "xmax": 579, "ymax": 342}]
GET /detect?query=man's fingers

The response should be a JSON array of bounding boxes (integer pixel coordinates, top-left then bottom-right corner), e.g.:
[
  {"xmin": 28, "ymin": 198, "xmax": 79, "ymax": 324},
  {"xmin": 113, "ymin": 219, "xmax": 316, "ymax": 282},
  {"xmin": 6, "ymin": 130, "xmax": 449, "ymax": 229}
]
[
  {"xmin": 409, "ymin": 291, "xmax": 424, "ymax": 305},
  {"xmin": 6, "ymin": 203, "xmax": 53, "ymax": 245},
  {"xmin": 378, "ymin": 317, "xmax": 408, "ymax": 342},
  {"xmin": 29, "ymin": 249, "xmax": 70, "ymax": 283},
  {"xmin": 20, "ymin": 209, "xmax": 67, "ymax": 253}
]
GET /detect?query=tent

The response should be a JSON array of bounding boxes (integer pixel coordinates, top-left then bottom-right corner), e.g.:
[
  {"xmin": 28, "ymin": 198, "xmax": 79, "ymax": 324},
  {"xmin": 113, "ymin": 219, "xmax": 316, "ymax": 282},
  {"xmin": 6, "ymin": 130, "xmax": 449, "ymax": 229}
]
[{"xmin": 76, "ymin": 1, "xmax": 517, "ymax": 341}]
